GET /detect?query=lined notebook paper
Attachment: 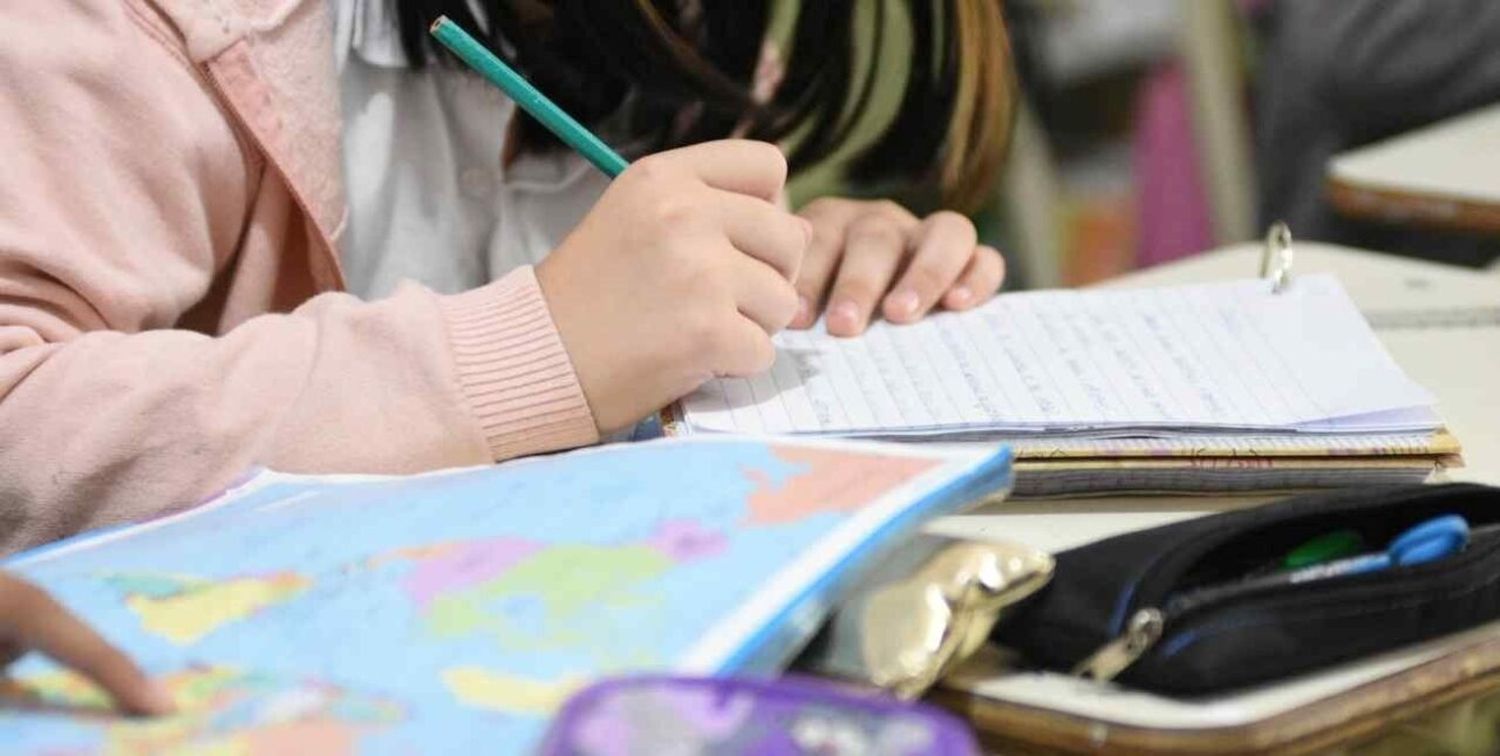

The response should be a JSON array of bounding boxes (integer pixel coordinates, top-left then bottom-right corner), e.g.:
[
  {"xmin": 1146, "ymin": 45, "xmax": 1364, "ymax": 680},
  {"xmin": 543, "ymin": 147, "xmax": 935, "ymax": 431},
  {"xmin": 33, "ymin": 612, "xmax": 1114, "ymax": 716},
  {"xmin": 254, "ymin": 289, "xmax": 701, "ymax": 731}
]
[{"xmin": 681, "ymin": 275, "xmax": 1438, "ymax": 439}]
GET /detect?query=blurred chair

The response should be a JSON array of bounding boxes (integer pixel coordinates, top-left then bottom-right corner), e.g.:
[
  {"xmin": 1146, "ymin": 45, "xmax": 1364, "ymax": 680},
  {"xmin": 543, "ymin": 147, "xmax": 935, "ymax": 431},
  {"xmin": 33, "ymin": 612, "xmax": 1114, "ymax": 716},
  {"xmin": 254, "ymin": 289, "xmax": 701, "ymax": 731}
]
[
  {"xmin": 998, "ymin": 0, "xmax": 1259, "ymax": 284},
  {"xmin": 1177, "ymin": 0, "xmax": 1257, "ymax": 247},
  {"xmin": 996, "ymin": 99, "xmax": 1065, "ymax": 289}
]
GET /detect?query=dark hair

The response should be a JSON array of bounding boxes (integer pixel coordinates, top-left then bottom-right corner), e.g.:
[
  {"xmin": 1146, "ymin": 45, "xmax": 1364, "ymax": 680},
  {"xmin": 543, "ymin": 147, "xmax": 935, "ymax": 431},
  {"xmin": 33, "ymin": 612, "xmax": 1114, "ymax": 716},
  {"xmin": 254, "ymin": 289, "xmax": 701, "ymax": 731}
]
[{"xmin": 394, "ymin": 1, "xmax": 1014, "ymax": 211}]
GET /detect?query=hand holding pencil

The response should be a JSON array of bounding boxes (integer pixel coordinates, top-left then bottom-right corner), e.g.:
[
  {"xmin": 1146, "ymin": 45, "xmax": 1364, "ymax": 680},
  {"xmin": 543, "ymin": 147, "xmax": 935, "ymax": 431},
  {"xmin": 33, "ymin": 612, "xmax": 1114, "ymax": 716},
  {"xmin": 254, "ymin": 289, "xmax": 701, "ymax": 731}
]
[{"xmin": 430, "ymin": 18, "xmax": 810, "ymax": 434}]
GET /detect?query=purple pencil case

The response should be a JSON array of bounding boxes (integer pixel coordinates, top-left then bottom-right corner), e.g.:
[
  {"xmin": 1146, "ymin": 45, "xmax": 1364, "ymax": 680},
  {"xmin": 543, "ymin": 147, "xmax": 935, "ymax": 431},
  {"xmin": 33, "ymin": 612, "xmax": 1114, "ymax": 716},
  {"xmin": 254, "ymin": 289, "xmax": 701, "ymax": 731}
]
[{"xmin": 536, "ymin": 675, "xmax": 980, "ymax": 755}]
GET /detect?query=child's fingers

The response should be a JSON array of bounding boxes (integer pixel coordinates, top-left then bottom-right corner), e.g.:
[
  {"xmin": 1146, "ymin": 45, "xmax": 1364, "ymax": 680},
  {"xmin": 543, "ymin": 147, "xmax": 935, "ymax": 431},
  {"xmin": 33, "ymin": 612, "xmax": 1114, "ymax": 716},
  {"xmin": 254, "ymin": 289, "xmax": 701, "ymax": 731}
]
[
  {"xmin": 0, "ymin": 574, "xmax": 173, "ymax": 717},
  {"xmin": 825, "ymin": 208, "xmax": 917, "ymax": 337},
  {"xmin": 789, "ymin": 200, "xmax": 860, "ymax": 329},
  {"xmin": 661, "ymin": 140, "xmax": 788, "ymax": 202},
  {"xmin": 732, "ymin": 254, "xmax": 801, "ymax": 334},
  {"xmin": 718, "ymin": 192, "xmax": 810, "ymax": 281},
  {"xmin": 0, "ymin": 638, "xmax": 22, "ymax": 669},
  {"xmin": 942, "ymin": 245, "xmax": 1006, "ymax": 311},
  {"xmin": 713, "ymin": 316, "xmax": 779, "ymax": 377},
  {"xmin": 881, "ymin": 211, "xmax": 977, "ymax": 324}
]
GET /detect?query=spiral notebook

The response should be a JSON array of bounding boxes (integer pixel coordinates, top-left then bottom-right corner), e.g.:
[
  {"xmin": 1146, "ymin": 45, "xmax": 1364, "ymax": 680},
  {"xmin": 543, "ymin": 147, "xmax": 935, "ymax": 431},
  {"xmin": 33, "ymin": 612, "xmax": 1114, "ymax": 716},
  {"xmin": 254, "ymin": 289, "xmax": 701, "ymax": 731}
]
[{"xmin": 671, "ymin": 236, "xmax": 1458, "ymax": 495}]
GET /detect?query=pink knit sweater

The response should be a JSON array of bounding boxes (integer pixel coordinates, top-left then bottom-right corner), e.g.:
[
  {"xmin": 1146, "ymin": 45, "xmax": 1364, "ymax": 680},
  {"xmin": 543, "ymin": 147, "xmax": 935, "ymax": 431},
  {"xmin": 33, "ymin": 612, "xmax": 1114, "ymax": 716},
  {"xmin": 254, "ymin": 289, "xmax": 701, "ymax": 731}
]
[{"xmin": 0, "ymin": 0, "xmax": 599, "ymax": 551}]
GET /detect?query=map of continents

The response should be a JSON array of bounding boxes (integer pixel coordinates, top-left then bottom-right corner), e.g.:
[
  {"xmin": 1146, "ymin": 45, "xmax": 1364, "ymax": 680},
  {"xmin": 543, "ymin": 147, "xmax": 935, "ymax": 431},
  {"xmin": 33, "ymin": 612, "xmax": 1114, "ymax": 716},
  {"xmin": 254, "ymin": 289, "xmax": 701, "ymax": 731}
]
[
  {"xmin": 3, "ymin": 665, "xmax": 403, "ymax": 754},
  {"xmin": 393, "ymin": 446, "xmax": 941, "ymax": 717},
  {"xmin": 376, "ymin": 518, "xmax": 730, "ymax": 714},
  {"xmin": 3, "ymin": 441, "xmax": 944, "ymax": 753}
]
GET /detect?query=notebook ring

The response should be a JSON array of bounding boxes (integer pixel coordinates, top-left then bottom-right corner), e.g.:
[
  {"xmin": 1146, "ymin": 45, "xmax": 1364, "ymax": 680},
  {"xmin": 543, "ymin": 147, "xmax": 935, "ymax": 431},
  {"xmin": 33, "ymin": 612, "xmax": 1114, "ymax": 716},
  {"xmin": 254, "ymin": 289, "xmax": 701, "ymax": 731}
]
[{"xmin": 1260, "ymin": 222, "xmax": 1295, "ymax": 294}]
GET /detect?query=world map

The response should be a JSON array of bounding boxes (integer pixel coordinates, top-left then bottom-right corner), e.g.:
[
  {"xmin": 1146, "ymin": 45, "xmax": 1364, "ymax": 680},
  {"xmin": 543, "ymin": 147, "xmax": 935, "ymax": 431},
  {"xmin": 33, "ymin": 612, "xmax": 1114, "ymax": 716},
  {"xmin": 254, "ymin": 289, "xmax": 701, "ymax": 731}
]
[
  {"xmin": 0, "ymin": 439, "xmax": 975, "ymax": 753},
  {"xmin": 5, "ymin": 665, "xmax": 404, "ymax": 754}
]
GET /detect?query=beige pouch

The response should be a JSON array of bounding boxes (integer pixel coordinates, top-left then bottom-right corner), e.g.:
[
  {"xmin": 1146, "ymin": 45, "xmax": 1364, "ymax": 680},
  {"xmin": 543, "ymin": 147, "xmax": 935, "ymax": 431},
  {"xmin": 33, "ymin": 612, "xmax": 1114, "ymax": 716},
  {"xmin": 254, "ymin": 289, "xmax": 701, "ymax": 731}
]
[{"xmin": 796, "ymin": 534, "xmax": 1053, "ymax": 699}]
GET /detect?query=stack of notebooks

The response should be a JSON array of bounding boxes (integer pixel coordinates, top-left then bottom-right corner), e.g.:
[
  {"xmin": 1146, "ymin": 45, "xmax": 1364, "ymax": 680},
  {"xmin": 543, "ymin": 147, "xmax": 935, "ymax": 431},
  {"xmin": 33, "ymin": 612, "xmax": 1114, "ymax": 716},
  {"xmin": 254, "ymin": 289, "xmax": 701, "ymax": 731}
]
[{"xmin": 670, "ymin": 274, "xmax": 1461, "ymax": 496}]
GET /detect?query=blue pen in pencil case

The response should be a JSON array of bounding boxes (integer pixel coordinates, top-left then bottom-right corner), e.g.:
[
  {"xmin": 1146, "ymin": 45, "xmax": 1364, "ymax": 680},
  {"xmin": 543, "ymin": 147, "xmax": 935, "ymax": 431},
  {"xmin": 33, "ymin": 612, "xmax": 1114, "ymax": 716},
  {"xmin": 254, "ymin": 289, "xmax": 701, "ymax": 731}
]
[{"xmin": 993, "ymin": 483, "xmax": 1500, "ymax": 695}]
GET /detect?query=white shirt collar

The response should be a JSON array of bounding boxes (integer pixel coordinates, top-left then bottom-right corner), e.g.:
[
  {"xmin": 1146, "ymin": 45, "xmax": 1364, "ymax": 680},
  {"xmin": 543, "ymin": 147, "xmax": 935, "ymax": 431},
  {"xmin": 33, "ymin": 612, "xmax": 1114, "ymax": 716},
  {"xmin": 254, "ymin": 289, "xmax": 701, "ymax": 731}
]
[{"xmin": 331, "ymin": 0, "xmax": 491, "ymax": 70}]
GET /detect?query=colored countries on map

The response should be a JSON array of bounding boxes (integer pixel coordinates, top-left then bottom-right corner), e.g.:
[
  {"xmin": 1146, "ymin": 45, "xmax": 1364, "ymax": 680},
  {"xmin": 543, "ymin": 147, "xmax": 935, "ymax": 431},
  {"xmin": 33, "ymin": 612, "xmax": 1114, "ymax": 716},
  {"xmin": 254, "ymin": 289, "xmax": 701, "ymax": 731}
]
[
  {"xmin": 1, "ymin": 665, "xmax": 403, "ymax": 754},
  {"xmin": 3, "ymin": 441, "xmax": 954, "ymax": 753},
  {"xmin": 107, "ymin": 572, "xmax": 311, "ymax": 645},
  {"xmin": 441, "ymin": 667, "xmax": 587, "ymax": 716},
  {"xmin": 385, "ymin": 519, "xmax": 728, "ymax": 661},
  {"xmin": 743, "ymin": 447, "xmax": 940, "ymax": 525}
]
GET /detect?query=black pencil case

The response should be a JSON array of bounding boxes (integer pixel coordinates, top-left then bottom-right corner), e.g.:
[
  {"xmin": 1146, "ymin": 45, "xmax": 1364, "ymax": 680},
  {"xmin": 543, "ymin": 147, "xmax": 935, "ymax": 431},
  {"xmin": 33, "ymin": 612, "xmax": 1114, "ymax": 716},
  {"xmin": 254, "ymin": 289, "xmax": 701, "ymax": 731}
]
[{"xmin": 991, "ymin": 484, "xmax": 1500, "ymax": 695}]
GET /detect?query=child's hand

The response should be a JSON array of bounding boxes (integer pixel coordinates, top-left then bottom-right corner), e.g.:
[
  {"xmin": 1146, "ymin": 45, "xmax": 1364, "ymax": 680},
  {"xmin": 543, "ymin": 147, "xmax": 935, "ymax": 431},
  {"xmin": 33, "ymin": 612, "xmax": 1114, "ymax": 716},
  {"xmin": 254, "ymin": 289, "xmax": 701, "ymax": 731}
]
[
  {"xmin": 536, "ymin": 140, "xmax": 809, "ymax": 433},
  {"xmin": 789, "ymin": 198, "xmax": 1006, "ymax": 336},
  {"xmin": 0, "ymin": 573, "xmax": 173, "ymax": 716}
]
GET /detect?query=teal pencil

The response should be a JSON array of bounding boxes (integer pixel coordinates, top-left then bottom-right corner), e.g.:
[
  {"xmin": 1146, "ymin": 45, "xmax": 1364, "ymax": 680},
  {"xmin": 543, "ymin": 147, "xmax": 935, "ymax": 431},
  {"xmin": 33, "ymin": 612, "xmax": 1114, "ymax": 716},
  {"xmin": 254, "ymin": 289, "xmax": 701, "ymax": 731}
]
[{"xmin": 429, "ymin": 16, "xmax": 631, "ymax": 178}]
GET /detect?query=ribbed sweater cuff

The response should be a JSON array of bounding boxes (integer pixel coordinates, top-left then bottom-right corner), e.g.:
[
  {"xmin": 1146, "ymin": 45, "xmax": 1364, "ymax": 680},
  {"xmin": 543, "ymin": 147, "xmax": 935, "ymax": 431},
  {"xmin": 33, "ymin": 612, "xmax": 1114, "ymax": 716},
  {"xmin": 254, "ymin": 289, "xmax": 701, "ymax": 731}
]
[{"xmin": 439, "ymin": 266, "xmax": 599, "ymax": 461}]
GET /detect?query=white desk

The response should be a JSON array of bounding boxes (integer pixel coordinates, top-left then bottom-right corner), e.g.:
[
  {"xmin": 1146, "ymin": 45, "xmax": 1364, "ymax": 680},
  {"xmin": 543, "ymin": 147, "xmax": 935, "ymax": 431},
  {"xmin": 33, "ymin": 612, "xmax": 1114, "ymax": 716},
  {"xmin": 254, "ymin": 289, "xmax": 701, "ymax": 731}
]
[
  {"xmin": 933, "ymin": 240, "xmax": 1500, "ymax": 553},
  {"xmin": 1327, "ymin": 105, "xmax": 1500, "ymax": 235}
]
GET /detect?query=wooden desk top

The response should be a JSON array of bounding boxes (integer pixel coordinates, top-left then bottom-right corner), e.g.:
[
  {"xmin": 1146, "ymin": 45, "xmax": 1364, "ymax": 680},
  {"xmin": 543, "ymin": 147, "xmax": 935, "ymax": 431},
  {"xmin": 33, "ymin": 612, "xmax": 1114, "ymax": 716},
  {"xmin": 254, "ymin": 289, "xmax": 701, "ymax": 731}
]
[{"xmin": 1327, "ymin": 105, "xmax": 1500, "ymax": 235}]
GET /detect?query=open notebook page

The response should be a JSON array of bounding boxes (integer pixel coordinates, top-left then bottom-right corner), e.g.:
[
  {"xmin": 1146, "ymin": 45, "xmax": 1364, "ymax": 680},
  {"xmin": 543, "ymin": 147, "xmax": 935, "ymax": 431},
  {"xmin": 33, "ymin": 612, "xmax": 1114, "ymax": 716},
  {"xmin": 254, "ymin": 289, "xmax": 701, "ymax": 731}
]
[{"xmin": 682, "ymin": 275, "xmax": 1436, "ymax": 438}]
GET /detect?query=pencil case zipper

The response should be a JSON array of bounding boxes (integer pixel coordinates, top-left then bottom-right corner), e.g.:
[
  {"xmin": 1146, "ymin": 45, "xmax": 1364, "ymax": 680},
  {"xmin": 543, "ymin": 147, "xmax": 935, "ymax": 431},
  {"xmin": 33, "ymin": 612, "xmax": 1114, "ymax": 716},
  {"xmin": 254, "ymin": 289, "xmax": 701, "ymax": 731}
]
[{"xmin": 1074, "ymin": 530, "xmax": 1500, "ymax": 682}]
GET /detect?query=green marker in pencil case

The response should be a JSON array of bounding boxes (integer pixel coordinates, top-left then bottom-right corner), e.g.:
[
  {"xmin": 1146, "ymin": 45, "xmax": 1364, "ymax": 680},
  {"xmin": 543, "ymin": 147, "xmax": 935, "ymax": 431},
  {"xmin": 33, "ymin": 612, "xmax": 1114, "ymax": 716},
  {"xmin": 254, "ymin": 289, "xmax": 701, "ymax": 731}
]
[{"xmin": 429, "ymin": 16, "xmax": 631, "ymax": 178}]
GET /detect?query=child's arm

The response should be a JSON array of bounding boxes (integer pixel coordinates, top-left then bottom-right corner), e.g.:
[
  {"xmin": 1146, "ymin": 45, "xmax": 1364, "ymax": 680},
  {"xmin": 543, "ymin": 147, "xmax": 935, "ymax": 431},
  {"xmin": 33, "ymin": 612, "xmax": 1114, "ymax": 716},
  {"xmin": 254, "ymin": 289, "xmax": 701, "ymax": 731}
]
[
  {"xmin": 0, "ymin": 573, "xmax": 173, "ymax": 716},
  {"xmin": 0, "ymin": 1, "xmax": 597, "ymax": 550},
  {"xmin": 0, "ymin": 4, "xmax": 805, "ymax": 552}
]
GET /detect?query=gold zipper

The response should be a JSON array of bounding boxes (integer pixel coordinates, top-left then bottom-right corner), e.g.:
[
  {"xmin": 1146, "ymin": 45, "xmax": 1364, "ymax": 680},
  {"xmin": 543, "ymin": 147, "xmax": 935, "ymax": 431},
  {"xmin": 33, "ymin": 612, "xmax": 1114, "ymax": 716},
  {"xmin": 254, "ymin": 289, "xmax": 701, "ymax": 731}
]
[{"xmin": 1071, "ymin": 608, "xmax": 1164, "ymax": 682}]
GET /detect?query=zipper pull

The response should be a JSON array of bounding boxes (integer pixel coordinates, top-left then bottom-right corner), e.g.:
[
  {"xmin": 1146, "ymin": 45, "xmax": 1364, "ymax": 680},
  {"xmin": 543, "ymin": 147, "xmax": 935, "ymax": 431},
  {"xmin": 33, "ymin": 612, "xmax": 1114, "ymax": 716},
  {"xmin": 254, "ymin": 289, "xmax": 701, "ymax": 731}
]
[{"xmin": 1071, "ymin": 608, "xmax": 1165, "ymax": 682}]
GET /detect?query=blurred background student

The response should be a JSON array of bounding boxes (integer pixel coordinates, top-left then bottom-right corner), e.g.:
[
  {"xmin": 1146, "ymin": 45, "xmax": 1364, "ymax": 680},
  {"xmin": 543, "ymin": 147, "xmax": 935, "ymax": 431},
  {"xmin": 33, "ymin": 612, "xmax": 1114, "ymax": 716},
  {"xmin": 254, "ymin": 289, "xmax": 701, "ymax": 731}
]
[{"xmin": 1256, "ymin": 0, "xmax": 1500, "ymax": 268}]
